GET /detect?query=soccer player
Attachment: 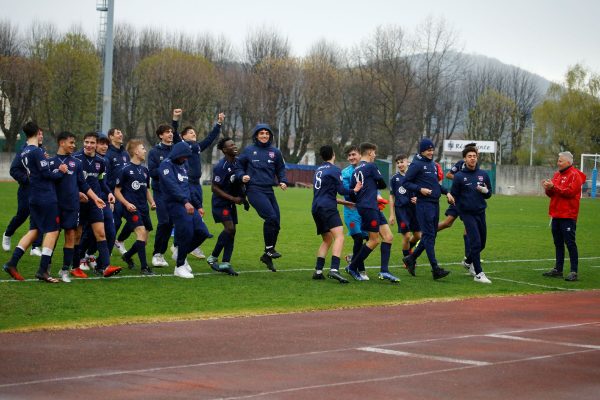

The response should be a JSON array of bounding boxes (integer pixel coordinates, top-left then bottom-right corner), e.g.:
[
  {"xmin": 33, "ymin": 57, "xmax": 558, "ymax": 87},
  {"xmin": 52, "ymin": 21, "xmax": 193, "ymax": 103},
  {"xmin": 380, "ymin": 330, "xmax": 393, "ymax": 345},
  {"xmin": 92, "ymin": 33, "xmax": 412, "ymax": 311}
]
[
  {"xmin": 3, "ymin": 122, "xmax": 68, "ymax": 282},
  {"xmin": 402, "ymin": 138, "xmax": 454, "ymax": 280},
  {"xmin": 311, "ymin": 145, "xmax": 362, "ymax": 283},
  {"xmin": 389, "ymin": 154, "xmax": 421, "ymax": 259},
  {"xmin": 450, "ymin": 145, "xmax": 493, "ymax": 284},
  {"xmin": 50, "ymin": 132, "xmax": 106, "ymax": 283},
  {"xmin": 105, "ymin": 128, "xmax": 131, "ymax": 255},
  {"xmin": 172, "ymin": 109, "xmax": 224, "ymax": 260},
  {"xmin": 206, "ymin": 137, "xmax": 248, "ymax": 276},
  {"xmin": 234, "ymin": 123, "xmax": 288, "ymax": 272},
  {"xmin": 159, "ymin": 142, "xmax": 211, "ymax": 278},
  {"xmin": 346, "ymin": 142, "xmax": 400, "ymax": 283},
  {"xmin": 114, "ymin": 139, "xmax": 156, "ymax": 276},
  {"xmin": 73, "ymin": 132, "xmax": 122, "ymax": 278}
]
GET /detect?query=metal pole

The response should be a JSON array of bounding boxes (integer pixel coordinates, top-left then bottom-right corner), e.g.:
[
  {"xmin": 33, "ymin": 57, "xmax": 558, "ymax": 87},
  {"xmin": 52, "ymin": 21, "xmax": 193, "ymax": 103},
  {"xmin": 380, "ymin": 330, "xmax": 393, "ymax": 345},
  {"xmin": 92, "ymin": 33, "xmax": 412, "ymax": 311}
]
[
  {"xmin": 529, "ymin": 122, "xmax": 534, "ymax": 166},
  {"xmin": 278, "ymin": 118, "xmax": 282, "ymax": 149},
  {"xmin": 101, "ymin": 0, "xmax": 114, "ymax": 135}
]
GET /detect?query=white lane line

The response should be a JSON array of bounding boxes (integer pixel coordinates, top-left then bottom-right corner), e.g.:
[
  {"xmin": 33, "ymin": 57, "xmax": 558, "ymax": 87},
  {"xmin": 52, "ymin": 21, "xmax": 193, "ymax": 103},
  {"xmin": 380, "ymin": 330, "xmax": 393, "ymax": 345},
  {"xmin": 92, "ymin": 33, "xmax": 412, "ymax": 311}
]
[
  {"xmin": 487, "ymin": 334, "xmax": 600, "ymax": 350},
  {"xmin": 357, "ymin": 346, "xmax": 490, "ymax": 366},
  {"xmin": 491, "ymin": 276, "xmax": 581, "ymax": 291}
]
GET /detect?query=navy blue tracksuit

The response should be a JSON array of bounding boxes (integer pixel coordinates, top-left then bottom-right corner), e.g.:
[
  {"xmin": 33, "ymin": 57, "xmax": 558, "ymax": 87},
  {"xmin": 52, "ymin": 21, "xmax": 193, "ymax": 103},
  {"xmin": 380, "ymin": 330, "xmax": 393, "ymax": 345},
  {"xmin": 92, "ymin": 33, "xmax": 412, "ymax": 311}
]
[
  {"xmin": 403, "ymin": 154, "xmax": 447, "ymax": 270},
  {"xmin": 450, "ymin": 165, "xmax": 492, "ymax": 275},
  {"xmin": 148, "ymin": 141, "xmax": 174, "ymax": 256},
  {"xmin": 105, "ymin": 143, "xmax": 131, "ymax": 236}
]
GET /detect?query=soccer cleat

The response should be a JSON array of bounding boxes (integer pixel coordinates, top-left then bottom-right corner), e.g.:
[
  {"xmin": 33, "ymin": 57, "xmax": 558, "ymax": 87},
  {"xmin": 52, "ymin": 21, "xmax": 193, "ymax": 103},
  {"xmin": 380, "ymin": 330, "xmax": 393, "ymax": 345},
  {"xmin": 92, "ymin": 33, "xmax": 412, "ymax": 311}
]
[
  {"xmin": 542, "ymin": 268, "xmax": 563, "ymax": 278},
  {"xmin": 151, "ymin": 253, "xmax": 169, "ymax": 267},
  {"xmin": 206, "ymin": 255, "xmax": 219, "ymax": 271},
  {"xmin": 474, "ymin": 272, "xmax": 492, "ymax": 284},
  {"xmin": 171, "ymin": 245, "xmax": 178, "ymax": 261},
  {"xmin": 141, "ymin": 267, "xmax": 156, "ymax": 276},
  {"xmin": 122, "ymin": 255, "xmax": 136, "ymax": 270},
  {"xmin": 218, "ymin": 262, "xmax": 239, "ymax": 276},
  {"xmin": 79, "ymin": 259, "xmax": 90, "ymax": 271},
  {"xmin": 402, "ymin": 255, "xmax": 416, "ymax": 276},
  {"xmin": 190, "ymin": 247, "xmax": 206, "ymax": 259},
  {"xmin": 359, "ymin": 271, "xmax": 370, "ymax": 281},
  {"xmin": 564, "ymin": 272, "xmax": 578, "ymax": 282},
  {"xmin": 432, "ymin": 267, "xmax": 450, "ymax": 280},
  {"xmin": 378, "ymin": 272, "xmax": 400, "ymax": 283},
  {"xmin": 328, "ymin": 269, "xmax": 349, "ymax": 283},
  {"xmin": 3, "ymin": 264, "xmax": 25, "ymax": 281},
  {"xmin": 35, "ymin": 272, "xmax": 59, "ymax": 283},
  {"xmin": 260, "ymin": 254, "xmax": 277, "ymax": 272},
  {"xmin": 70, "ymin": 267, "xmax": 88, "ymax": 279},
  {"xmin": 30, "ymin": 247, "xmax": 42, "ymax": 257},
  {"xmin": 345, "ymin": 266, "xmax": 365, "ymax": 281},
  {"xmin": 59, "ymin": 269, "xmax": 72, "ymax": 283},
  {"xmin": 312, "ymin": 271, "xmax": 325, "ymax": 280},
  {"xmin": 2, "ymin": 233, "xmax": 10, "ymax": 251},
  {"xmin": 114, "ymin": 241, "xmax": 127, "ymax": 255},
  {"xmin": 86, "ymin": 255, "xmax": 97, "ymax": 269},
  {"xmin": 264, "ymin": 249, "xmax": 282, "ymax": 259},
  {"xmin": 103, "ymin": 266, "xmax": 122, "ymax": 278},
  {"xmin": 174, "ymin": 265, "xmax": 194, "ymax": 279}
]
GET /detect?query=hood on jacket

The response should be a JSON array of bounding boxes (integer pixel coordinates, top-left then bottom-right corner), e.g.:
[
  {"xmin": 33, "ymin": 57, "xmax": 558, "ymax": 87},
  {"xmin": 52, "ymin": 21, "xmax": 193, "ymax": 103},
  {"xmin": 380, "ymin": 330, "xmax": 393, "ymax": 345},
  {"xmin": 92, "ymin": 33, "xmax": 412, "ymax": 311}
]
[
  {"xmin": 252, "ymin": 123, "xmax": 274, "ymax": 146},
  {"xmin": 168, "ymin": 141, "xmax": 192, "ymax": 161}
]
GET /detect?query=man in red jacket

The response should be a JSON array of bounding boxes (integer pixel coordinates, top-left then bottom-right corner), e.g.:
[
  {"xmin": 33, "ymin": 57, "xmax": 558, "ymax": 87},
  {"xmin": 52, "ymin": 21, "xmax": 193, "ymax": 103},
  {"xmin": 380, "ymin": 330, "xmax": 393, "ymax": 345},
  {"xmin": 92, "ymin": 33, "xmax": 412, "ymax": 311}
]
[{"xmin": 541, "ymin": 151, "xmax": 586, "ymax": 281}]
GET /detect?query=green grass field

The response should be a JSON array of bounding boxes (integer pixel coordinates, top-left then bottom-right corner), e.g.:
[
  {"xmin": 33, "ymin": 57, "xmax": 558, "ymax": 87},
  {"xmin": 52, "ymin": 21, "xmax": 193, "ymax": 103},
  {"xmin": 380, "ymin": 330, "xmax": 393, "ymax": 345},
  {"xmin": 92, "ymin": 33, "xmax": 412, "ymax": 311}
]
[{"xmin": 1, "ymin": 182, "xmax": 599, "ymax": 332}]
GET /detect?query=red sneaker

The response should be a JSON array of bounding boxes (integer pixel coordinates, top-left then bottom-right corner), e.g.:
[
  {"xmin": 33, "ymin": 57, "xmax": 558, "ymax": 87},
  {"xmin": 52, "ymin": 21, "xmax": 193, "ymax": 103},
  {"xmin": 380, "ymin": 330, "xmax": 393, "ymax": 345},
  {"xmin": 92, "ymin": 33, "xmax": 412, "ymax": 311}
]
[
  {"xmin": 103, "ymin": 266, "xmax": 122, "ymax": 278},
  {"xmin": 3, "ymin": 264, "xmax": 25, "ymax": 281},
  {"xmin": 70, "ymin": 267, "xmax": 88, "ymax": 279}
]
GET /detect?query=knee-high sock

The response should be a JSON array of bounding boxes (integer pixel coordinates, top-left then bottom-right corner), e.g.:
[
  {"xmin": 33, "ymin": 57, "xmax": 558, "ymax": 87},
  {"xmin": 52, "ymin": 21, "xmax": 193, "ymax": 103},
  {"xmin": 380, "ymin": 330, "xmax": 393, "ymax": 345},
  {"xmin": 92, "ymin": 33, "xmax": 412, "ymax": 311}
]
[
  {"xmin": 135, "ymin": 240, "xmax": 148, "ymax": 269},
  {"xmin": 62, "ymin": 247, "xmax": 74, "ymax": 271},
  {"xmin": 221, "ymin": 232, "xmax": 235, "ymax": 262},
  {"xmin": 380, "ymin": 242, "xmax": 391, "ymax": 273},
  {"xmin": 97, "ymin": 240, "xmax": 110, "ymax": 270}
]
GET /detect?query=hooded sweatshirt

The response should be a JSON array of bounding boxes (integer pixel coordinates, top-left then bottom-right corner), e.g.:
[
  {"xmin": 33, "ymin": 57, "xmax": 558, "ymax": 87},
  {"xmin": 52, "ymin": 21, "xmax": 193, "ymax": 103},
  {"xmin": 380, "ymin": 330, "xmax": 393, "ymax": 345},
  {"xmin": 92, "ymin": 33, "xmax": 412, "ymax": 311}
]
[
  {"xmin": 403, "ymin": 153, "xmax": 448, "ymax": 203},
  {"xmin": 545, "ymin": 165, "xmax": 586, "ymax": 220},
  {"xmin": 234, "ymin": 123, "xmax": 288, "ymax": 191},
  {"xmin": 158, "ymin": 142, "xmax": 199, "ymax": 208}
]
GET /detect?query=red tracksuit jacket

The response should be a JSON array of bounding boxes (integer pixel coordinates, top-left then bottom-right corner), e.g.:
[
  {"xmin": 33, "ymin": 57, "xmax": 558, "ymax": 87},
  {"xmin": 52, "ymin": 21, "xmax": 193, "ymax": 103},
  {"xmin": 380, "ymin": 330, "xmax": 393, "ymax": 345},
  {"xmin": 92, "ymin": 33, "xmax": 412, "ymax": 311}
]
[{"xmin": 545, "ymin": 165, "xmax": 586, "ymax": 220}]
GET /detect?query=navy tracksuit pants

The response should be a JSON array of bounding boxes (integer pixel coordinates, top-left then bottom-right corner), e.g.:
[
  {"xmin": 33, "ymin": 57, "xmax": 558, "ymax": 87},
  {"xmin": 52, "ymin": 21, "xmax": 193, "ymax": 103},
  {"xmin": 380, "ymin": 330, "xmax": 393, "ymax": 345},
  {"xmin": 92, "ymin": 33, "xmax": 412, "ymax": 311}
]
[
  {"xmin": 552, "ymin": 218, "xmax": 578, "ymax": 273},
  {"xmin": 246, "ymin": 188, "xmax": 280, "ymax": 249},
  {"xmin": 412, "ymin": 201, "xmax": 440, "ymax": 270},
  {"xmin": 152, "ymin": 190, "xmax": 174, "ymax": 256},
  {"xmin": 170, "ymin": 205, "xmax": 210, "ymax": 267},
  {"xmin": 461, "ymin": 212, "xmax": 487, "ymax": 275}
]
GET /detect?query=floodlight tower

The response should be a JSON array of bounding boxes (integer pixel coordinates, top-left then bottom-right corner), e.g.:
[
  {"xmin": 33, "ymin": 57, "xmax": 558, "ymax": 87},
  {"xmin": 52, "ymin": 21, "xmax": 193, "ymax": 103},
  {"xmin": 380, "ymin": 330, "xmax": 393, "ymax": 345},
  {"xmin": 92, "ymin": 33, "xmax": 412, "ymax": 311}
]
[{"xmin": 96, "ymin": 0, "xmax": 115, "ymax": 135}]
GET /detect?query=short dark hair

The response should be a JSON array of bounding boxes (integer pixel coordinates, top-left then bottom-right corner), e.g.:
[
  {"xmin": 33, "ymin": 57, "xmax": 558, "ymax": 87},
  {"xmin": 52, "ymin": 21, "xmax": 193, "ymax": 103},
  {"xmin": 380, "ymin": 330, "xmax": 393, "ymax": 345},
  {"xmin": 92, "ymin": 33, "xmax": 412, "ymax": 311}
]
[
  {"xmin": 155, "ymin": 124, "xmax": 173, "ymax": 138},
  {"xmin": 97, "ymin": 136, "xmax": 110, "ymax": 145},
  {"xmin": 107, "ymin": 128, "xmax": 119, "ymax": 137},
  {"xmin": 217, "ymin": 137, "xmax": 233, "ymax": 151},
  {"xmin": 344, "ymin": 144, "xmax": 359, "ymax": 156},
  {"xmin": 181, "ymin": 126, "xmax": 195, "ymax": 137},
  {"xmin": 319, "ymin": 145, "xmax": 334, "ymax": 162},
  {"xmin": 22, "ymin": 121, "xmax": 40, "ymax": 139},
  {"xmin": 462, "ymin": 145, "xmax": 478, "ymax": 158},
  {"xmin": 394, "ymin": 154, "xmax": 408, "ymax": 162},
  {"xmin": 83, "ymin": 131, "xmax": 99, "ymax": 141},
  {"xmin": 359, "ymin": 142, "xmax": 377, "ymax": 155},
  {"xmin": 56, "ymin": 131, "xmax": 75, "ymax": 144}
]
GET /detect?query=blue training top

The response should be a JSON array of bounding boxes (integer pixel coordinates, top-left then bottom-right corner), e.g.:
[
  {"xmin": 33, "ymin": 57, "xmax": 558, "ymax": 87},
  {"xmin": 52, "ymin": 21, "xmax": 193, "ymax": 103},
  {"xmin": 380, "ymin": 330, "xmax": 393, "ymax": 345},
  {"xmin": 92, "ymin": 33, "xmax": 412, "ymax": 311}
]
[
  {"xmin": 312, "ymin": 162, "xmax": 349, "ymax": 212},
  {"xmin": 117, "ymin": 163, "xmax": 151, "ymax": 213},
  {"xmin": 349, "ymin": 160, "xmax": 386, "ymax": 210}
]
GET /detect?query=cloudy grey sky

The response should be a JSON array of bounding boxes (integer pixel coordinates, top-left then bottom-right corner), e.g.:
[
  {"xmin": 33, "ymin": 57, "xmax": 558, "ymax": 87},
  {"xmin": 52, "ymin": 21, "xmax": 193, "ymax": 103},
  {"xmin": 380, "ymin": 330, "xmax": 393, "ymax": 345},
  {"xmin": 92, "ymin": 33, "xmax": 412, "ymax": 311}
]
[{"xmin": 3, "ymin": 0, "xmax": 599, "ymax": 82}]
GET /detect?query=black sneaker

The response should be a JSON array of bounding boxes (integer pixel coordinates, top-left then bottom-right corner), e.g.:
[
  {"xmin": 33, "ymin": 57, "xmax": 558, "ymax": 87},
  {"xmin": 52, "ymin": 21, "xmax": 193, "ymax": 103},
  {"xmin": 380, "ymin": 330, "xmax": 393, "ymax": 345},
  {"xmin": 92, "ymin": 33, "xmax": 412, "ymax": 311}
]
[
  {"xmin": 432, "ymin": 267, "xmax": 450, "ymax": 280},
  {"xmin": 312, "ymin": 271, "xmax": 325, "ymax": 280},
  {"xmin": 565, "ymin": 272, "xmax": 578, "ymax": 281},
  {"xmin": 403, "ymin": 255, "xmax": 416, "ymax": 276},
  {"xmin": 260, "ymin": 254, "xmax": 277, "ymax": 272},
  {"xmin": 122, "ymin": 255, "xmax": 136, "ymax": 270},
  {"xmin": 141, "ymin": 267, "xmax": 156, "ymax": 276},
  {"xmin": 265, "ymin": 249, "xmax": 282, "ymax": 259},
  {"xmin": 542, "ymin": 268, "xmax": 563, "ymax": 278},
  {"xmin": 328, "ymin": 270, "xmax": 349, "ymax": 283}
]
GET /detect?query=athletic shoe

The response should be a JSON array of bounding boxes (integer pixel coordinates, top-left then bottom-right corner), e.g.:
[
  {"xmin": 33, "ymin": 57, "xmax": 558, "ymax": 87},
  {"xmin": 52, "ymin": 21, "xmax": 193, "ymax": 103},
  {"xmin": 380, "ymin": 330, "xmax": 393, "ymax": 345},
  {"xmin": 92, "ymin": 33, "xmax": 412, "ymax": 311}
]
[
  {"xmin": 86, "ymin": 255, "xmax": 97, "ymax": 269},
  {"xmin": 432, "ymin": 268, "xmax": 450, "ymax": 280},
  {"xmin": 474, "ymin": 272, "xmax": 491, "ymax": 284},
  {"xmin": 328, "ymin": 269, "xmax": 349, "ymax": 283},
  {"xmin": 260, "ymin": 254, "xmax": 277, "ymax": 272},
  {"xmin": 190, "ymin": 247, "xmax": 206, "ymax": 259},
  {"xmin": 79, "ymin": 259, "xmax": 90, "ymax": 270},
  {"xmin": 70, "ymin": 267, "xmax": 88, "ymax": 279},
  {"xmin": 174, "ymin": 265, "xmax": 194, "ymax": 279},
  {"xmin": 2, "ymin": 233, "xmax": 10, "ymax": 251},
  {"xmin": 542, "ymin": 268, "xmax": 563, "ymax": 278},
  {"xmin": 171, "ymin": 245, "xmax": 178, "ymax": 261},
  {"xmin": 35, "ymin": 272, "xmax": 59, "ymax": 283},
  {"xmin": 468, "ymin": 264, "xmax": 476, "ymax": 277},
  {"xmin": 265, "ymin": 249, "xmax": 282, "ymax": 259},
  {"xmin": 30, "ymin": 246, "xmax": 42, "ymax": 257},
  {"xmin": 359, "ymin": 271, "xmax": 370, "ymax": 281},
  {"xmin": 378, "ymin": 272, "xmax": 400, "ymax": 283},
  {"xmin": 402, "ymin": 255, "xmax": 416, "ymax": 276},
  {"xmin": 102, "ymin": 266, "xmax": 122, "ymax": 278},
  {"xmin": 152, "ymin": 253, "xmax": 169, "ymax": 267},
  {"xmin": 141, "ymin": 267, "xmax": 156, "ymax": 276},
  {"xmin": 114, "ymin": 241, "xmax": 127, "ymax": 255},
  {"xmin": 183, "ymin": 259, "xmax": 192, "ymax": 273},
  {"xmin": 565, "ymin": 272, "xmax": 578, "ymax": 282},
  {"xmin": 345, "ymin": 267, "xmax": 365, "ymax": 281},
  {"xmin": 312, "ymin": 271, "xmax": 325, "ymax": 280},
  {"xmin": 122, "ymin": 255, "xmax": 136, "ymax": 270},
  {"xmin": 59, "ymin": 269, "xmax": 71, "ymax": 283},
  {"xmin": 462, "ymin": 259, "xmax": 473, "ymax": 271},
  {"xmin": 207, "ymin": 255, "xmax": 219, "ymax": 271},
  {"xmin": 3, "ymin": 264, "xmax": 24, "ymax": 281},
  {"xmin": 344, "ymin": 254, "xmax": 353, "ymax": 264},
  {"xmin": 218, "ymin": 262, "xmax": 239, "ymax": 276}
]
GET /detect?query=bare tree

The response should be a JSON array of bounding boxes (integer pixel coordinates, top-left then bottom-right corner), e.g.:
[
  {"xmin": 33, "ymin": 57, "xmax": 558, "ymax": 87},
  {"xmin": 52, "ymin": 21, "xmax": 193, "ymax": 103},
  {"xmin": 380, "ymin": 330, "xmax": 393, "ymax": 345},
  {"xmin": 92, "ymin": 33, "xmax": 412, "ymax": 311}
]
[
  {"xmin": 244, "ymin": 28, "xmax": 290, "ymax": 68},
  {"xmin": 0, "ymin": 20, "xmax": 21, "ymax": 57}
]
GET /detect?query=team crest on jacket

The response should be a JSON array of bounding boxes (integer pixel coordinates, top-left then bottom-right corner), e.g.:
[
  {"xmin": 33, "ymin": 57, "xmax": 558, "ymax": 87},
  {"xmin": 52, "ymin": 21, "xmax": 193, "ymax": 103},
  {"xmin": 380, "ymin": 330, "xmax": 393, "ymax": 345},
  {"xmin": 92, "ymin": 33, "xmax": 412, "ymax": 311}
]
[
  {"xmin": 68, "ymin": 161, "xmax": 76, "ymax": 168},
  {"xmin": 268, "ymin": 152, "xmax": 275, "ymax": 159},
  {"xmin": 95, "ymin": 162, "xmax": 101, "ymax": 171},
  {"xmin": 478, "ymin": 175, "xmax": 484, "ymax": 181},
  {"xmin": 214, "ymin": 176, "xmax": 221, "ymax": 183}
]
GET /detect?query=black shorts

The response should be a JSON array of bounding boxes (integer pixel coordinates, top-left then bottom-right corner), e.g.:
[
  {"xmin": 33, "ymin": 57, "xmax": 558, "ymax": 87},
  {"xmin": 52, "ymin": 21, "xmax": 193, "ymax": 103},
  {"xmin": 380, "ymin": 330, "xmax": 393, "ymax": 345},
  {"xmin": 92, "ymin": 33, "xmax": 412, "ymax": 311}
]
[
  {"xmin": 124, "ymin": 210, "xmax": 153, "ymax": 231},
  {"xmin": 358, "ymin": 207, "xmax": 388, "ymax": 233},
  {"xmin": 29, "ymin": 203, "xmax": 60, "ymax": 234},
  {"xmin": 79, "ymin": 202, "xmax": 104, "ymax": 225},
  {"xmin": 395, "ymin": 207, "xmax": 420, "ymax": 234},
  {"xmin": 59, "ymin": 209, "xmax": 80, "ymax": 230},
  {"xmin": 445, "ymin": 204, "xmax": 459, "ymax": 218},
  {"xmin": 312, "ymin": 207, "xmax": 343, "ymax": 235},
  {"xmin": 212, "ymin": 205, "xmax": 238, "ymax": 224}
]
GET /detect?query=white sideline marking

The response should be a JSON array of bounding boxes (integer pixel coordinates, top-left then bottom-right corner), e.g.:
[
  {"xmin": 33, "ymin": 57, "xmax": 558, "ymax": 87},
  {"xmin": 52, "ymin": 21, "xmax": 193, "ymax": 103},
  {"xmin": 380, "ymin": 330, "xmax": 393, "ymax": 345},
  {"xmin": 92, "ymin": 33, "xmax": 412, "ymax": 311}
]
[
  {"xmin": 487, "ymin": 334, "xmax": 600, "ymax": 350},
  {"xmin": 491, "ymin": 276, "xmax": 581, "ymax": 291},
  {"xmin": 358, "ymin": 346, "xmax": 490, "ymax": 366},
  {"xmin": 1, "ymin": 322, "xmax": 597, "ymax": 389}
]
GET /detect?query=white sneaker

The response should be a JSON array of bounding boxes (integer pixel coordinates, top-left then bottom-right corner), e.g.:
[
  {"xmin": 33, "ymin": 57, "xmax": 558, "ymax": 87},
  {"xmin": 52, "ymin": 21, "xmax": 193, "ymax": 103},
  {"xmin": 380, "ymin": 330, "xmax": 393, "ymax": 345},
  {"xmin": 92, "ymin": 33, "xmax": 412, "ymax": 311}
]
[
  {"xmin": 152, "ymin": 253, "xmax": 169, "ymax": 267},
  {"xmin": 183, "ymin": 259, "xmax": 192, "ymax": 273},
  {"xmin": 86, "ymin": 254, "xmax": 97, "ymax": 269},
  {"xmin": 2, "ymin": 233, "xmax": 10, "ymax": 251},
  {"xmin": 30, "ymin": 247, "xmax": 42, "ymax": 257},
  {"xmin": 469, "ymin": 264, "xmax": 476, "ymax": 277},
  {"xmin": 174, "ymin": 265, "xmax": 194, "ymax": 279},
  {"xmin": 474, "ymin": 272, "xmax": 491, "ymax": 284},
  {"xmin": 359, "ymin": 271, "xmax": 370, "ymax": 281},
  {"xmin": 59, "ymin": 269, "xmax": 71, "ymax": 283},
  {"xmin": 114, "ymin": 241, "xmax": 127, "ymax": 255},
  {"xmin": 171, "ymin": 245, "xmax": 178, "ymax": 261},
  {"xmin": 79, "ymin": 259, "xmax": 90, "ymax": 271},
  {"xmin": 190, "ymin": 247, "xmax": 205, "ymax": 259}
]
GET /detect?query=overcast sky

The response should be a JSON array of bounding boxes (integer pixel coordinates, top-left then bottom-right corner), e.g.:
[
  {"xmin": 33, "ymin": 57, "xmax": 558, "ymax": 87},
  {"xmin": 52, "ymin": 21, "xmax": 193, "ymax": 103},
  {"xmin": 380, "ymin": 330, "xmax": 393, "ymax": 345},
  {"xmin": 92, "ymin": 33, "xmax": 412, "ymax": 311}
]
[{"xmin": 3, "ymin": 0, "xmax": 599, "ymax": 82}]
